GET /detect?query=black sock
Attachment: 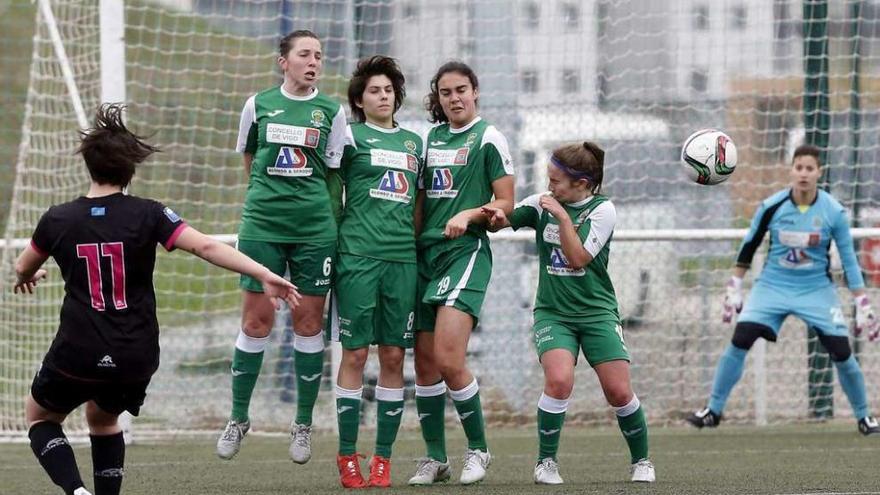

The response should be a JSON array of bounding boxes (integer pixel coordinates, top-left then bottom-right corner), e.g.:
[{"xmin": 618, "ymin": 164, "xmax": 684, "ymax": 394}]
[
  {"xmin": 90, "ymin": 432, "xmax": 125, "ymax": 495},
  {"xmin": 28, "ymin": 421, "xmax": 85, "ymax": 495}
]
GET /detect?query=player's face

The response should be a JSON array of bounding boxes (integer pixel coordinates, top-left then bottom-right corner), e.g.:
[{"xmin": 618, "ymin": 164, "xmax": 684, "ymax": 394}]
[
  {"xmin": 359, "ymin": 74, "xmax": 395, "ymax": 124},
  {"xmin": 790, "ymin": 155, "xmax": 821, "ymax": 194},
  {"xmin": 279, "ymin": 37, "xmax": 323, "ymax": 91},
  {"xmin": 437, "ymin": 72, "xmax": 478, "ymax": 128},
  {"xmin": 547, "ymin": 163, "xmax": 587, "ymax": 203}
]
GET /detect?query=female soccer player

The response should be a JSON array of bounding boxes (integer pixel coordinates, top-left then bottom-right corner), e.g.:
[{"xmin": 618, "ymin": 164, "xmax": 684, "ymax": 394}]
[
  {"xmin": 409, "ymin": 61, "xmax": 514, "ymax": 486},
  {"xmin": 482, "ymin": 142, "xmax": 655, "ymax": 485},
  {"xmin": 687, "ymin": 144, "xmax": 879, "ymax": 435},
  {"xmin": 15, "ymin": 104, "xmax": 301, "ymax": 495},
  {"xmin": 331, "ymin": 55, "xmax": 423, "ymax": 488},
  {"xmin": 217, "ymin": 29, "xmax": 347, "ymax": 463}
]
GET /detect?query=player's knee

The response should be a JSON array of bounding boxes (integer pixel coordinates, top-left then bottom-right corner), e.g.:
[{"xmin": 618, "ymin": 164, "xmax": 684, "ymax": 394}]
[
  {"xmin": 85, "ymin": 403, "xmax": 118, "ymax": 430},
  {"xmin": 731, "ymin": 322, "xmax": 775, "ymax": 350},
  {"xmin": 544, "ymin": 379, "xmax": 573, "ymax": 400},
  {"xmin": 342, "ymin": 348, "xmax": 369, "ymax": 370},
  {"xmin": 378, "ymin": 348, "xmax": 405, "ymax": 372},
  {"xmin": 241, "ymin": 315, "xmax": 273, "ymax": 335},
  {"xmin": 603, "ymin": 385, "xmax": 633, "ymax": 408},
  {"xmin": 816, "ymin": 332, "xmax": 851, "ymax": 362}
]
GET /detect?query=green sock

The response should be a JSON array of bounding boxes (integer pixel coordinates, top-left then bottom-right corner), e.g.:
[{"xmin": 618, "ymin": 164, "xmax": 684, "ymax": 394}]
[
  {"xmin": 617, "ymin": 405, "xmax": 649, "ymax": 463},
  {"xmin": 231, "ymin": 347, "xmax": 264, "ymax": 422},
  {"xmin": 375, "ymin": 399, "xmax": 405, "ymax": 458},
  {"xmin": 294, "ymin": 349, "xmax": 324, "ymax": 425},
  {"xmin": 452, "ymin": 391, "xmax": 488, "ymax": 452},
  {"xmin": 537, "ymin": 408, "xmax": 565, "ymax": 460},
  {"xmin": 415, "ymin": 388, "xmax": 447, "ymax": 462},
  {"xmin": 336, "ymin": 397, "xmax": 361, "ymax": 455}
]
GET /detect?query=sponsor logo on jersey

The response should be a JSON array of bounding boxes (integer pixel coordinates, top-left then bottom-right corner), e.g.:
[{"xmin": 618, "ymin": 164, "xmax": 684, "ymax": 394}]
[
  {"xmin": 543, "ymin": 224, "xmax": 561, "ymax": 245},
  {"xmin": 98, "ymin": 355, "xmax": 116, "ymax": 368},
  {"xmin": 163, "ymin": 207, "xmax": 180, "ymax": 222},
  {"xmin": 267, "ymin": 109, "xmax": 285, "ymax": 117},
  {"xmin": 365, "ymin": 137, "xmax": 381, "ymax": 144},
  {"xmin": 369, "ymin": 149, "xmax": 416, "ymax": 172},
  {"xmin": 429, "ymin": 140, "xmax": 446, "ymax": 146},
  {"xmin": 404, "ymin": 139, "xmax": 417, "ymax": 153},
  {"xmin": 426, "ymin": 168, "xmax": 458, "ymax": 198},
  {"xmin": 310, "ymin": 109, "xmax": 325, "ymax": 128},
  {"xmin": 370, "ymin": 171, "xmax": 411, "ymax": 204},
  {"xmin": 266, "ymin": 123, "xmax": 320, "ymax": 148},
  {"xmin": 779, "ymin": 230, "xmax": 820, "ymax": 248},
  {"xmin": 426, "ymin": 147, "xmax": 469, "ymax": 167},
  {"xmin": 269, "ymin": 146, "xmax": 313, "ymax": 176},
  {"xmin": 91, "ymin": 207, "xmax": 106, "ymax": 217},
  {"xmin": 546, "ymin": 247, "xmax": 585, "ymax": 276},
  {"xmin": 780, "ymin": 248, "xmax": 813, "ymax": 269},
  {"xmin": 465, "ymin": 132, "xmax": 478, "ymax": 148},
  {"xmin": 812, "ymin": 215, "xmax": 823, "ymax": 229}
]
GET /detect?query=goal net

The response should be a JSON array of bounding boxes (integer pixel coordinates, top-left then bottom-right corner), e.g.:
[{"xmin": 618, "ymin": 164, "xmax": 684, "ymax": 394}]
[{"xmin": 1, "ymin": 0, "xmax": 879, "ymax": 439}]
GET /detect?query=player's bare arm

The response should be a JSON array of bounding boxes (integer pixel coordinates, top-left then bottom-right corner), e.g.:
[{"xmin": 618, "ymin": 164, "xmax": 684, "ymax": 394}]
[{"xmin": 13, "ymin": 244, "xmax": 49, "ymax": 294}]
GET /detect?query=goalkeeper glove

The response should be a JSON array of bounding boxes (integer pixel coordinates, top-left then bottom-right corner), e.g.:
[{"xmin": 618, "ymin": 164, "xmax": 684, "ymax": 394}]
[
  {"xmin": 722, "ymin": 276, "xmax": 743, "ymax": 324},
  {"xmin": 854, "ymin": 294, "xmax": 878, "ymax": 342}
]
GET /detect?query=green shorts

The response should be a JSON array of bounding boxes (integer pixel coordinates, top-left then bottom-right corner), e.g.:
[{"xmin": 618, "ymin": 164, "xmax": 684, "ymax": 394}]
[
  {"xmin": 330, "ymin": 253, "xmax": 416, "ymax": 349},
  {"xmin": 237, "ymin": 239, "xmax": 335, "ymax": 296},
  {"xmin": 533, "ymin": 318, "xmax": 630, "ymax": 367},
  {"xmin": 416, "ymin": 235, "xmax": 492, "ymax": 332}
]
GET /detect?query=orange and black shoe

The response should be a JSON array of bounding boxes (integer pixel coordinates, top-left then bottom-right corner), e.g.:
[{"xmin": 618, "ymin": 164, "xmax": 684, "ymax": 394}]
[
  {"xmin": 368, "ymin": 455, "xmax": 392, "ymax": 488},
  {"xmin": 337, "ymin": 453, "xmax": 367, "ymax": 489}
]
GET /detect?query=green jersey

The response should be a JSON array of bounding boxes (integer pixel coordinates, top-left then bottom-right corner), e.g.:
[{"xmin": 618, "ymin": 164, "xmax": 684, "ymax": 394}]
[
  {"xmin": 235, "ymin": 86, "xmax": 347, "ymax": 243},
  {"xmin": 420, "ymin": 117, "xmax": 513, "ymax": 246},
  {"xmin": 338, "ymin": 122, "xmax": 424, "ymax": 262},
  {"xmin": 510, "ymin": 193, "xmax": 620, "ymax": 323}
]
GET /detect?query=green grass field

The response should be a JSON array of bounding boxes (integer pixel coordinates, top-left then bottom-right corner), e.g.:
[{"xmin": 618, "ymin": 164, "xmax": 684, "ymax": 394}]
[{"xmin": 2, "ymin": 424, "xmax": 879, "ymax": 494}]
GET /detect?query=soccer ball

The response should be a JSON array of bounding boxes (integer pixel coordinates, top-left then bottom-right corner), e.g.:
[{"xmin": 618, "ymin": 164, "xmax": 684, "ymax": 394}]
[{"xmin": 681, "ymin": 129, "xmax": 738, "ymax": 185}]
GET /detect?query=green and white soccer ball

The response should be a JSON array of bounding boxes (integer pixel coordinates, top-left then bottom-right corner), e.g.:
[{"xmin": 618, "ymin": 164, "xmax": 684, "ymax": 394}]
[{"xmin": 681, "ymin": 129, "xmax": 738, "ymax": 185}]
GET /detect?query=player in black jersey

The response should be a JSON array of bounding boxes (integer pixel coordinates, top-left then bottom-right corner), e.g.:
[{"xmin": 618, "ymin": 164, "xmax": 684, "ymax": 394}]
[{"xmin": 13, "ymin": 104, "xmax": 301, "ymax": 495}]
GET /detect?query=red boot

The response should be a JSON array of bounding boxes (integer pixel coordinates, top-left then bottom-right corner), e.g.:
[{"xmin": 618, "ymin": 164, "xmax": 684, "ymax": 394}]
[
  {"xmin": 369, "ymin": 455, "xmax": 392, "ymax": 487},
  {"xmin": 337, "ymin": 453, "xmax": 367, "ymax": 489}
]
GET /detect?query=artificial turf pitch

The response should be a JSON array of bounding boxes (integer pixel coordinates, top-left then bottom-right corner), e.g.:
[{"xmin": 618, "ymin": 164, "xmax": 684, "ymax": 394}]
[{"xmin": 2, "ymin": 424, "xmax": 878, "ymax": 494}]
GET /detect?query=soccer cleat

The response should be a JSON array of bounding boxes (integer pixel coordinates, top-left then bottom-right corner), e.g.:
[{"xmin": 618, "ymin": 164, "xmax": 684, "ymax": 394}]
[
  {"xmin": 858, "ymin": 416, "xmax": 880, "ymax": 436},
  {"xmin": 459, "ymin": 449, "xmax": 491, "ymax": 485},
  {"xmin": 73, "ymin": 488, "xmax": 93, "ymax": 495},
  {"xmin": 533, "ymin": 457, "xmax": 563, "ymax": 485},
  {"xmin": 336, "ymin": 453, "xmax": 368, "ymax": 488},
  {"xmin": 368, "ymin": 455, "xmax": 392, "ymax": 488},
  {"xmin": 686, "ymin": 407, "xmax": 722, "ymax": 428},
  {"xmin": 631, "ymin": 458, "xmax": 656, "ymax": 483},
  {"xmin": 216, "ymin": 419, "xmax": 250, "ymax": 460},
  {"xmin": 289, "ymin": 422, "xmax": 312, "ymax": 464},
  {"xmin": 408, "ymin": 457, "xmax": 452, "ymax": 485}
]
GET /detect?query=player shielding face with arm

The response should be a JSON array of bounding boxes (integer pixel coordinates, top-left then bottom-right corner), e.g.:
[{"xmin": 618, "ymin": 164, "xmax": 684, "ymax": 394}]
[
  {"xmin": 687, "ymin": 144, "xmax": 880, "ymax": 436},
  {"xmin": 329, "ymin": 56, "xmax": 423, "ymax": 489},
  {"xmin": 218, "ymin": 30, "xmax": 348, "ymax": 463},
  {"xmin": 483, "ymin": 142, "xmax": 654, "ymax": 485},
  {"xmin": 15, "ymin": 104, "xmax": 300, "ymax": 495},
  {"xmin": 409, "ymin": 61, "xmax": 515, "ymax": 486}
]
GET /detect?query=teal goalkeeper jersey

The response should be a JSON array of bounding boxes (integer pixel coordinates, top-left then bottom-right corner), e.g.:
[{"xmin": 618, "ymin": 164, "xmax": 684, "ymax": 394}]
[
  {"xmin": 235, "ymin": 86, "xmax": 347, "ymax": 243},
  {"xmin": 510, "ymin": 193, "xmax": 620, "ymax": 323},
  {"xmin": 419, "ymin": 117, "xmax": 514, "ymax": 246},
  {"xmin": 338, "ymin": 122, "xmax": 424, "ymax": 263}
]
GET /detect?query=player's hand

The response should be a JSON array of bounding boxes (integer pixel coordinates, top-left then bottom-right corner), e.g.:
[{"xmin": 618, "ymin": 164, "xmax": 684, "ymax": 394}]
[
  {"xmin": 854, "ymin": 294, "xmax": 878, "ymax": 342},
  {"xmin": 480, "ymin": 206, "xmax": 507, "ymax": 230},
  {"xmin": 13, "ymin": 269, "xmax": 47, "ymax": 294},
  {"xmin": 444, "ymin": 211, "xmax": 471, "ymax": 239},
  {"xmin": 539, "ymin": 194, "xmax": 566, "ymax": 220},
  {"xmin": 721, "ymin": 276, "xmax": 743, "ymax": 323},
  {"xmin": 260, "ymin": 271, "xmax": 302, "ymax": 310}
]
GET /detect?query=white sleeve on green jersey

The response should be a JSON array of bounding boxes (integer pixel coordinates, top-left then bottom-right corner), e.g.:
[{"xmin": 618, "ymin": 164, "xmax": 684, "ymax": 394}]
[
  {"xmin": 343, "ymin": 124, "xmax": 356, "ymax": 149},
  {"xmin": 516, "ymin": 193, "xmax": 544, "ymax": 213},
  {"xmin": 583, "ymin": 201, "xmax": 616, "ymax": 257},
  {"xmin": 417, "ymin": 128, "xmax": 430, "ymax": 189},
  {"xmin": 325, "ymin": 105, "xmax": 348, "ymax": 169},
  {"xmin": 235, "ymin": 94, "xmax": 256, "ymax": 153},
  {"xmin": 480, "ymin": 125, "xmax": 514, "ymax": 175}
]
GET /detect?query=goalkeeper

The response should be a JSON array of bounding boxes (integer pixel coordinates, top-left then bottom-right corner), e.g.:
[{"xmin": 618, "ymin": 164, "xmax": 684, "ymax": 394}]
[
  {"xmin": 687, "ymin": 144, "xmax": 879, "ymax": 435},
  {"xmin": 482, "ymin": 142, "xmax": 655, "ymax": 485}
]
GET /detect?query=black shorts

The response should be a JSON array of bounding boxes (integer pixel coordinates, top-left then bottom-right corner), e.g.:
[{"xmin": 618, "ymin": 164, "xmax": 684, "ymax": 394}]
[{"xmin": 30, "ymin": 365, "xmax": 151, "ymax": 416}]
